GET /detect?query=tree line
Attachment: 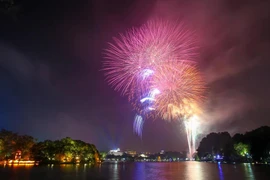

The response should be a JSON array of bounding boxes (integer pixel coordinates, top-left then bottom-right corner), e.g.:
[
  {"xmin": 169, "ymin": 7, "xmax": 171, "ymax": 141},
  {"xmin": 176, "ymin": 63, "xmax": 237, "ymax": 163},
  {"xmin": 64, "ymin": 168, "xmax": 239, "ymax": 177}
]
[
  {"xmin": 197, "ymin": 126, "xmax": 270, "ymax": 163},
  {"xmin": 0, "ymin": 129, "xmax": 100, "ymax": 164}
]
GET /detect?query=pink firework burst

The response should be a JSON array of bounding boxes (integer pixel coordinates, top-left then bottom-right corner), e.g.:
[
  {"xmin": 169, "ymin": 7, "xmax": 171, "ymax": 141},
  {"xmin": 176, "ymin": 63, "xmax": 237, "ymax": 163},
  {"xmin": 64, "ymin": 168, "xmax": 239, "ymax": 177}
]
[{"xmin": 103, "ymin": 19, "xmax": 197, "ymax": 97}]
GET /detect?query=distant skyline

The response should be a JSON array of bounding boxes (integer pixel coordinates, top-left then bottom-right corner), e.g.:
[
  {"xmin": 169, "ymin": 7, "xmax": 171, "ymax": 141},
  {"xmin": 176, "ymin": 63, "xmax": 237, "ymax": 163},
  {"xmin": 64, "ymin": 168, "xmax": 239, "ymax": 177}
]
[{"xmin": 1, "ymin": 0, "xmax": 270, "ymax": 152}]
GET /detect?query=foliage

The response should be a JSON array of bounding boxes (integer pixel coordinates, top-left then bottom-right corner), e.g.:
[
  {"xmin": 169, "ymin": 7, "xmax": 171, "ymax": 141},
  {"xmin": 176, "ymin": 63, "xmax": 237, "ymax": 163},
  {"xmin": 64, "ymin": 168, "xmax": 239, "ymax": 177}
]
[
  {"xmin": 99, "ymin": 151, "xmax": 107, "ymax": 160},
  {"xmin": 243, "ymin": 126, "xmax": 270, "ymax": 161},
  {"xmin": 0, "ymin": 129, "xmax": 36, "ymax": 160},
  {"xmin": 0, "ymin": 129, "xmax": 100, "ymax": 163},
  {"xmin": 31, "ymin": 137, "xmax": 100, "ymax": 164},
  {"xmin": 234, "ymin": 142, "xmax": 250, "ymax": 157},
  {"xmin": 197, "ymin": 126, "xmax": 270, "ymax": 162},
  {"xmin": 197, "ymin": 132, "xmax": 233, "ymax": 160}
]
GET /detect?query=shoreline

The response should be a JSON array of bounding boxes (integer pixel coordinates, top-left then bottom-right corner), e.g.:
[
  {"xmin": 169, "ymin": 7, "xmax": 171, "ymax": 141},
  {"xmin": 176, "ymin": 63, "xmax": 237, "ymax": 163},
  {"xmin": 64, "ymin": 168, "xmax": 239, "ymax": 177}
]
[{"xmin": 1, "ymin": 160, "xmax": 269, "ymax": 166}]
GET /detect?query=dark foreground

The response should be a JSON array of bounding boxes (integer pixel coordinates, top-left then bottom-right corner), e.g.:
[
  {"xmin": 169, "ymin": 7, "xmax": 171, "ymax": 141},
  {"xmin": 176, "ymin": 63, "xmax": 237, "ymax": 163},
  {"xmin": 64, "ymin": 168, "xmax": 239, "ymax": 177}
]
[{"xmin": 0, "ymin": 161, "xmax": 269, "ymax": 180}]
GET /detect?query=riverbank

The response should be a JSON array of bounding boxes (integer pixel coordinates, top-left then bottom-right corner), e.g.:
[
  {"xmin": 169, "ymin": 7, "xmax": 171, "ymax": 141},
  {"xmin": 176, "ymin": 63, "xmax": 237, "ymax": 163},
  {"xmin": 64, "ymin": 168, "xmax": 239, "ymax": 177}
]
[
  {"xmin": 0, "ymin": 160, "xmax": 39, "ymax": 165},
  {"xmin": 0, "ymin": 160, "xmax": 102, "ymax": 166}
]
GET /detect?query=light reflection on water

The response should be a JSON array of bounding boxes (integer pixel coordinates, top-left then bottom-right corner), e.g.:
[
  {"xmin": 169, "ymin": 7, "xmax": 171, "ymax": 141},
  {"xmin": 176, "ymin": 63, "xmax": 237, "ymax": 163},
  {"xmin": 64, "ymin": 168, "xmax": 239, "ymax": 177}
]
[
  {"xmin": 218, "ymin": 162, "xmax": 224, "ymax": 180},
  {"xmin": 244, "ymin": 163, "xmax": 255, "ymax": 180},
  {"xmin": 184, "ymin": 161, "xmax": 204, "ymax": 180},
  {"xmin": 0, "ymin": 162, "xmax": 269, "ymax": 180},
  {"xmin": 108, "ymin": 163, "xmax": 120, "ymax": 180},
  {"xmin": 134, "ymin": 162, "xmax": 146, "ymax": 180}
]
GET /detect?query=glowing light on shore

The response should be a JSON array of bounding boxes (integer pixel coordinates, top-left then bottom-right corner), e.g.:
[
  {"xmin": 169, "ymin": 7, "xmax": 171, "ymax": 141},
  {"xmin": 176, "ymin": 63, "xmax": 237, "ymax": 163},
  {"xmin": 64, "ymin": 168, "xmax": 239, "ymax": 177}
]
[{"xmin": 5, "ymin": 160, "xmax": 37, "ymax": 166}]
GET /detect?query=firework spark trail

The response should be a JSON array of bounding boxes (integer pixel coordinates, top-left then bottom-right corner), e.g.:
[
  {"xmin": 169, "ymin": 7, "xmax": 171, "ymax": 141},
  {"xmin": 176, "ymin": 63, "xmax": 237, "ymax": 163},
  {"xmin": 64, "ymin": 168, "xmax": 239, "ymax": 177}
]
[
  {"xmin": 133, "ymin": 88, "xmax": 161, "ymax": 137},
  {"xmin": 139, "ymin": 88, "xmax": 160, "ymax": 104},
  {"xmin": 184, "ymin": 121, "xmax": 192, "ymax": 159},
  {"xmin": 191, "ymin": 116, "xmax": 199, "ymax": 156},
  {"xmin": 184, "ymin": 115, "xmax": 199, "ymax": 160},
  {"xmin": 133, "ymin": 114, "xmax": 144, "ymax": 138}
]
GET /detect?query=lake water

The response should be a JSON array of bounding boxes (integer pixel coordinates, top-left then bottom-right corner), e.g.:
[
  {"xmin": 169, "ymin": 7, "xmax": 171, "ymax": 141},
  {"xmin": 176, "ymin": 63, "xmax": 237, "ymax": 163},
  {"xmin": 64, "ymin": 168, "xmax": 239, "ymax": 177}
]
[{"xmin": 0, "ymin": 162, "xmax": 269, "ymax": 180}]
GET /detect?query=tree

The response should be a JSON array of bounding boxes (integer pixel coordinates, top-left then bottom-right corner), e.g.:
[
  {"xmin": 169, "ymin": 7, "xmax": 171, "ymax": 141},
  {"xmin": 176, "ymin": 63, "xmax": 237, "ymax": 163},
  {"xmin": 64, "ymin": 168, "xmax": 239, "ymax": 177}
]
[
  {"xmin": 0, "ymin": 129, "xmax": 18, "ymax": 159},
  {"xmin": 99, "ymin": 151, "xmax": 107, "ymax": 160},
  {"xmin": 0, "ymin": 139, "xmax": 4, "ymax": 155},
  {"xmin": 197, "ymin": 126, "xmax": 270, "ymax": 162},
  {"xmin": 234, "ymin": 142, "xmax": 250, "ymax": 157},
  {"xmin": 244, "ymin": 126, "xmax": 270, "ymax": 161},
  {"xmin": 60, "ymin": 137, "xmax": 77, "ymax": 162},
  {"xmin": 0, "ymin": 129, "xmax": 35, "ymax": 160},
  {"xmin": 31, "ymin": 140, "xmax": 57, "ymax": 162},
  {"xmin": 232, "ymin": 133, "xmax": 244, "ymax": 143},
  {"xmin": 15, "ymin": 135, "xmax": 35, "ymax": 160},
  {"xmin": 197, "ymin": 132, "xmax": 233, "ymax": 160},
  {"xmin": 0, "ymin": 129, "xmax": 101, "ymax": 163}
]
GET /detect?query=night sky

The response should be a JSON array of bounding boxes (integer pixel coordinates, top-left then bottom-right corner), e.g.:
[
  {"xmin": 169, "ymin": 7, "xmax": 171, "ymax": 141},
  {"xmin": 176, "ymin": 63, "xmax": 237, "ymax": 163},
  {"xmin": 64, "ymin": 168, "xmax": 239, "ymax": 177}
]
[{"xmin": 1, "ymin": 0, "xmax": 270, "ymax": 152}]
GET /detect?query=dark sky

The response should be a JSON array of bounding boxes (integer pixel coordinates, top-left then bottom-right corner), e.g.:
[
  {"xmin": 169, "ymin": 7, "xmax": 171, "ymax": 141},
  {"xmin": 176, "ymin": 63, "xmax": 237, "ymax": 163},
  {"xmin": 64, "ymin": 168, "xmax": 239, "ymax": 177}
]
[{"xmin": 0, "ymin": 0, "xmax": 270, "ymax": 152}]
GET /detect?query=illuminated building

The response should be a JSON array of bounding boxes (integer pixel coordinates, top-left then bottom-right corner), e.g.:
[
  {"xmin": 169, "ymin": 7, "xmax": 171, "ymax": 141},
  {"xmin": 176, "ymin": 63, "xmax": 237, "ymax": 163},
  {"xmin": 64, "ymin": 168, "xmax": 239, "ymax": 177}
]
[
  {"xmin": 15, "ymin": 150, "xmax": 22, "ymax": 160},
  {"xmin": 139, "ymin": 153, "xmax": 148, "ymax": 158},
  {"xmin": 125, "ymin": 150, "xmax": 137, "ymax": 157},
  {"xmin": 108, "ymin": 148, "xmax": 123, "ymax": 156}
]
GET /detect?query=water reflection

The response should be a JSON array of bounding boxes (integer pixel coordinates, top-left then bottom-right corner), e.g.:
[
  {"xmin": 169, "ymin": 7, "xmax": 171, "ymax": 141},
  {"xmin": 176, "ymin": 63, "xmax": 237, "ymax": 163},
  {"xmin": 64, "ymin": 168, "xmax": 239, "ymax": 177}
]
[
  {"xmin": 83, "ymin": 164, "xmax": 86, "ymax": 172},
  {"xmin": 108, "ymin": 163, "xmax": 120, "ymax": 180},
  {"xmin": 1, "ymin": 162, "xmax": 269, "ymax": 180},
  {"xmin": 218, "ymin": 162, "xmax": 224, "ymax": 180},
  {"xmin": 244, "ymin": 163, "xmax": 255, "ymax": 180},
  {"xmin": 184, "ymin": 162, "xmax": 204, "ymax": 180},
  {"xmin": 134, "ymin": 163, "xmax": 146, "ymax": 180},
  {"xmin": 75, "ymin": 163, "xmax": 79, "ymax": 176},
  {"xmin": 47, "ymin": 164, "xmax": 54, "ymax": 169}
]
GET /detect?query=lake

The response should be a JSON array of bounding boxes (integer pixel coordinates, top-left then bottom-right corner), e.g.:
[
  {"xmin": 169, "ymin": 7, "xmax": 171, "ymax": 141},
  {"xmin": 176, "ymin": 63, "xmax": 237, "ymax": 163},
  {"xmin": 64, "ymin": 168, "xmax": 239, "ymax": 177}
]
[{"xmin": 0, "ymin": 162, "xmax": 269, "ymax": 180}]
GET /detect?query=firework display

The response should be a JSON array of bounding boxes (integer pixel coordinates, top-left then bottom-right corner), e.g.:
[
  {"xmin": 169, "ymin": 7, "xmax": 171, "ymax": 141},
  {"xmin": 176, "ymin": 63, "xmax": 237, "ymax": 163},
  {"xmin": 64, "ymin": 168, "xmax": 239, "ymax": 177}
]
[
  {"xmin": 133, "ymin": 114, "xmax": 144, "ymax": 138},
  {"xmin": 103, "ymin": 20, "xmax": 197, "ymax": 97},
  {"xmin": 149, "ymin": 63, "xmax": 205, "ymax": 121},
  {"xmin": 103, "ymin": 19, "xmax": 206, "ymax": 158},
  {"xmin": 184, "ymin": 115, "xmax": 199, "ymax": 159}
]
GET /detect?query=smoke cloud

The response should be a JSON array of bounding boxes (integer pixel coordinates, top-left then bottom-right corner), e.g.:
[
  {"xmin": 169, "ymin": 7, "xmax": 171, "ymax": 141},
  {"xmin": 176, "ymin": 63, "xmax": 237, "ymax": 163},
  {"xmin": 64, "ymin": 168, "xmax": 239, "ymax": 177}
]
[{"xmin": 150, "ymin": 0, "xmax": 270, "ymax": 134}]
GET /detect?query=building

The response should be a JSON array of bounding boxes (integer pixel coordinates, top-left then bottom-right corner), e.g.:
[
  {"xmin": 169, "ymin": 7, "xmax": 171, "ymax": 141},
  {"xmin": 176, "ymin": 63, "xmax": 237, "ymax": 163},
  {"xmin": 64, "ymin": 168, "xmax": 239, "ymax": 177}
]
[
  {"xmin": 138, "ymin": 153, "xmax": 148, "ymax": 158},
  {"xmin": 125, "ymin": 150, "xmax": 137, "ymax": 157},
  {"xmin": 108, "ymin": 148, "xmax": 124, "ymax": 156}
]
